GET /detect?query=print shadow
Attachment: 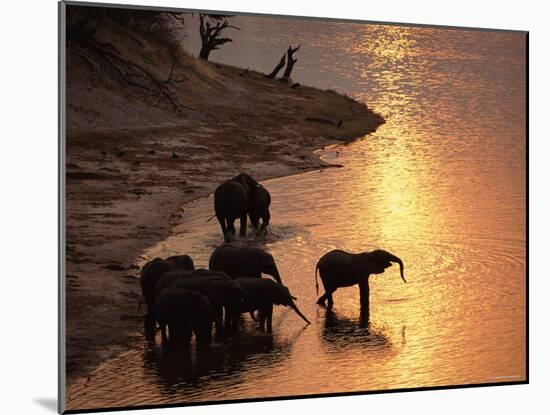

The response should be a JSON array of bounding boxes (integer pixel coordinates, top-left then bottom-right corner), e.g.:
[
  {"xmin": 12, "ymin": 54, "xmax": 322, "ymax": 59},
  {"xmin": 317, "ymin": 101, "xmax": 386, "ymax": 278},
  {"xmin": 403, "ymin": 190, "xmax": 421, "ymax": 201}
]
[{"xmin": 33, "ymin": 398, "xmax": 57, "ymax": 412}]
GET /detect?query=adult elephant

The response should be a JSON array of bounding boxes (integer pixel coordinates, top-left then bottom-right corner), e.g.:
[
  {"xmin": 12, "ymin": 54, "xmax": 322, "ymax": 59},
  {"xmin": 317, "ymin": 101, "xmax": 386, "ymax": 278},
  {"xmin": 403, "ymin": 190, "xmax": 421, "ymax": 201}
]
[
  {"xmin": 235, "ymin": 277, "xmax": 311, "ymax": 332},
  {"xmin": 154, "ymin": 269, "xmax": 250, "ymax": 332},
  {"xmin": 154, "ymin": 287, "xmax": 213, "ymax": 349},
  {"xmin": 214, "ymin": 173, "xmax": 255, "ymax": 242},
  {"xmin": 140, "ymin": 255, "xmax": 194, "ymax": 339},
  {"xmin": 209, "ymin": 244, "xmax": 282, "ymax": 284},
  {"xmin": 315, "ymin": 249, "xmax": 406, "ymax": 311}
]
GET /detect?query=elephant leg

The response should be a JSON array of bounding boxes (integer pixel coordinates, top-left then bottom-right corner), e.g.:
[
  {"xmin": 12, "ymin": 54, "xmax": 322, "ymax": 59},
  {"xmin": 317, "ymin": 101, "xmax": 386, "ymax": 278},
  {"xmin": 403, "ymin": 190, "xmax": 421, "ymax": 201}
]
[
  {"xmin": 249, "ymin": 212, "xmax": 259, "ymax": 230},
  {"xmin": 182, "ymin": 328, "xmax": 192, "ymax": 349},
  {"xmin": 259, "ymin": 210, "xmax": 270, "ymax": 234},
  {"xmin": 226, "ymin": 219, "xmax": 236, "ymax": 242},
  {"xmin": 144, "ymin": 310, "xmax": 156, "ymax": 341},
  {"xmin": 265, "ymin": 303, "xmax": 273, "ymax": 333},
  {"xmin": 317, "ymin": 285, "xmax": 336, "ymax": 309},
  {"xmin": 359, "ymin": 280, "xmax": 370, "ymax": 311},
  {"xmin": 167, "ymin": 323, "xmax": 175, "ymax": 349},
  {"xmin": 231, "ymin": 309, "xmax": 241, "ymax": 329},
  {"xmin": 326, "ymin": 291, "xmax": 335, "ymax": 311},
  {"xmin": 239, "ymin": 211, "xmax": 248, "ymax": 237},
  {"xmin": 316, "ymin": 293, "xmax": 327, "ymax": 306},
  {"xmin": 160, "ymin": 323, "xmax": 168, "ymax": 346},
  {"xmin": 217, "ymin": 216, "xmax": 227, "ymax": 240},
  {"xmin": 258, "ymin": 307, "xmax": 266, "ymax": 332},
  {"xmin": 194, "ymin": 320, "xmax": 211, "ymax": 346},
  {"xmin": 224, "ymin": 305, "xmax": 238, "ymax": 332},
  {"xmin": 213, "ymin": 306, "xmax": 224, "ymax": 333}
]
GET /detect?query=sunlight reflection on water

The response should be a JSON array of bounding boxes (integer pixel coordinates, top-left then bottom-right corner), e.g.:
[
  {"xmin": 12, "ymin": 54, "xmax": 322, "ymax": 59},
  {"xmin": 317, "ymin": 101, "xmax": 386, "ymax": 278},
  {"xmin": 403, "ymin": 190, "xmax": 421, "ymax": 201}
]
[{"xmin": 66, "ymin": 20, "xmax": 526, "ymax": 411}]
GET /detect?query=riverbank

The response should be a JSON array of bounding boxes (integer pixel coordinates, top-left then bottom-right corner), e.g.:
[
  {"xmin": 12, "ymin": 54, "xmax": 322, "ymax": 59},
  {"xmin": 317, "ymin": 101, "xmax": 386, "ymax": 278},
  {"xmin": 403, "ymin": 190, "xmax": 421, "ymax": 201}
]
[{"xmin": 64, "ymin": 11, "xmax": 385, "ymax": 386}]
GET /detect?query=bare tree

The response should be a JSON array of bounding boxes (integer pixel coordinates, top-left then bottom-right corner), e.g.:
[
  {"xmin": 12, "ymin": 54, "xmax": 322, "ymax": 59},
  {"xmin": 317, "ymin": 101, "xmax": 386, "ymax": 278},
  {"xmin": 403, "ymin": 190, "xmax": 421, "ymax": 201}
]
[
  {"xmin": 265, "ymin": 53, "xmax": 286, "ymax": 79},
  {"xmin": 281, "ymin": 43, "xmax": 301, "ymax": 81},
  {"xmin": 198, "ymin": 14, "xmax": 239, "ymax": 61}
]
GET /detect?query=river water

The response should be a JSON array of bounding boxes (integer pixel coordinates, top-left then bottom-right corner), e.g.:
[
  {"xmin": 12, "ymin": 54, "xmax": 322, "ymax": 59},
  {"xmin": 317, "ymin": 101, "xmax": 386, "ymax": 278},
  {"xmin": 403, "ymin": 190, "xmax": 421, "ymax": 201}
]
[{"xmin": 66, "ymin": 18, "xmax": 526, "ymax": 410}]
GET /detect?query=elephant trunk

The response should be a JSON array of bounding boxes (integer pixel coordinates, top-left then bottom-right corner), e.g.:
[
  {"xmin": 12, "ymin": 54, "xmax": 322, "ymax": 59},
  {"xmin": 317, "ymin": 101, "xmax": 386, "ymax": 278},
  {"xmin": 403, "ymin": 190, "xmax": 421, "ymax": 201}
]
[
  {"xmin": 272, "ymin": 268, "xmax": 282, "ymax": 285},
  {"xmin": 290, "ymin": 301, "xmax": 311, "ymax": 325},
  {"xmin": 388, "ymin": 254, "xmax": 406, "ymax": 283}
]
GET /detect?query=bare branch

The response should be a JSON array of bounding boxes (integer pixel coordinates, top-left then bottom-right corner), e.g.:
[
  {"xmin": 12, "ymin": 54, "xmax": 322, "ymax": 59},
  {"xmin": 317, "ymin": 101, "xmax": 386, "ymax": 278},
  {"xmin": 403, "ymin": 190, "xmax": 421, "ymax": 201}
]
[
  {"xmin": 282, "ymin": 43, "xmax": 301, "ymax": 80},
  {"xmin": 198, "ymin": 14, "xmax": 239, "ymax": 61},
  {"xmin": 265, "ymin": 53, "xmax": 286, "ymax": 79}
]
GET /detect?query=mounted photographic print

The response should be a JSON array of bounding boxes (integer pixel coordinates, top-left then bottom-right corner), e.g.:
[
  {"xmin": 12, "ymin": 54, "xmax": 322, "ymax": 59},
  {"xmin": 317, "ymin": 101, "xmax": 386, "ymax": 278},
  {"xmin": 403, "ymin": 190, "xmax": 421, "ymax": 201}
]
[{"xmin": 59, "ymin": 1, "xmax": 528, "ymax": 413}]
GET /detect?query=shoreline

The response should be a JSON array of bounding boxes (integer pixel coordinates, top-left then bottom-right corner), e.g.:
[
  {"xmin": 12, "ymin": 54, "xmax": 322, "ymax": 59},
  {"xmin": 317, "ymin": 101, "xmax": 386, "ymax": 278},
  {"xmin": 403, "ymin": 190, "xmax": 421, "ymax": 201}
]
[
  {"xmin": 65, "ymin": 34, "xmax": 385, "ymax": 387},
  {"xmin": 65, "ymin": 121, "xmax": 381, "ymax": 386}
]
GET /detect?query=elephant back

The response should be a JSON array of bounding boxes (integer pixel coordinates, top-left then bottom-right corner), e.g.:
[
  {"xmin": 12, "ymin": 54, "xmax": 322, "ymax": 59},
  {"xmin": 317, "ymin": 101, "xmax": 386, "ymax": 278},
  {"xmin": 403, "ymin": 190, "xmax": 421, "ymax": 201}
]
[
  {"xmin": 164, "ymin": 255, "xmax": 194, "ymax": 271},
  {"xmin": 209, "ymin": 245, "xmax": 267, "ymax": 279},
  {"xmin": 141, "ymin": 255, "xmax": 197, "ymax": 305},
  {"xmin": 214, "ymin": 180, "xmax": 248, "ymax": 218},
  {"xmin": 317, "ymin": 249, "xmax": 357, "ymax": 275},
  {"xmin": 159, "ymin": 269, "xmax": 236, "ymax": 307},
  {"xmin": 153, "ymin": 270, "xmax": 193, "ymax": 300}
]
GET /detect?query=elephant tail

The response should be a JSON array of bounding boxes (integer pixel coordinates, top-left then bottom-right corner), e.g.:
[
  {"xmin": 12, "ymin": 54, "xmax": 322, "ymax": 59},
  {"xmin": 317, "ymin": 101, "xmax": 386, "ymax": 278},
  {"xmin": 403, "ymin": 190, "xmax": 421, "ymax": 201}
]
[
  {"xmin": 206, "ymin": 214, "xmax": 216, "ymax": 222},
  {"xmin": 315, "ymin": 264, "xmax": 319, "ymax": 296},
  {"xmin": 137, "ymin": 294, "xmax": 143, "ymax": 312}
]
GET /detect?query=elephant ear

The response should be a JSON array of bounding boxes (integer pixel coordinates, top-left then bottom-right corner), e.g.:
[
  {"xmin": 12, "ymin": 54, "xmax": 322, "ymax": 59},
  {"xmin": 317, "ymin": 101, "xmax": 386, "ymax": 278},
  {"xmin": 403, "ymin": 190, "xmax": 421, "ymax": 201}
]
[
  {"xmin": 268, "ymin": 283, "xmax": 293, "ymax": 306},
  {"xmin": 363, "ymin": 251, "xmax": 393, "ymax": 275}
]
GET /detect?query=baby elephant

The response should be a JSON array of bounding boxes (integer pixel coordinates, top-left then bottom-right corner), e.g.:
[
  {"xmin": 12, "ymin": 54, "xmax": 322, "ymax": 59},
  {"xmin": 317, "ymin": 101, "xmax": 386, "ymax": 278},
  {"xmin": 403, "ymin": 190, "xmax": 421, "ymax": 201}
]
[
  {"xmin": 315, "ymin": 249, "xmax": 406, "ymax": 311},
  {"xmin": 209, "ymin": 244, "xmax": 282, "ymax": 284},
  {"xmin": 234, "ymin": 173, "xmax": 271, "ymax": 236},
  {"xmin": 154, "ymin": 287, "xmax": 213, "ymax": 349},
  {"xmin": 248, "ymin": 184, "xmax": 271, "ymax": 235},
  {"xmin": 235, "ymin": 277, "xmax": 310, "ymax": 332}
]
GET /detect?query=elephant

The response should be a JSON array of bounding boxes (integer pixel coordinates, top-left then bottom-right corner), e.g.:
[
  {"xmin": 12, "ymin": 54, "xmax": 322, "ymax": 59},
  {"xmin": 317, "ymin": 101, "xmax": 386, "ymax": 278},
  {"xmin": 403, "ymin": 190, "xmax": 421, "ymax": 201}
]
[
  {"xmin": 248, "ymin": 184, "xmax": 271, "ymax": 235},
  {"xmin": 140, "ymin": 254, "xmax": 195, "ymax": 339},
  {"xmin": 233, "ymin": 173, "xmax": 271, "ymax": 236},
  {"xmin": 235, "ymin": 277, "xmax": 311, "ymax": 332},
  {"xmin": 209, "ymin": 244, "xmax": 282, "ymax": 284},
  {"xmin": 154, "ymin": 287, "xmax": 213, "ymax": 348},
  {"xmin": 315, "ymin": 249, "xmax": 406, "ymax": 311},
  {"xmin": 154, "ymin": 269, "xmax": 251, "ymax": 332},
  {"xmin": 214, "ymin": 174, "xmax": 254, "ymax": 242}
]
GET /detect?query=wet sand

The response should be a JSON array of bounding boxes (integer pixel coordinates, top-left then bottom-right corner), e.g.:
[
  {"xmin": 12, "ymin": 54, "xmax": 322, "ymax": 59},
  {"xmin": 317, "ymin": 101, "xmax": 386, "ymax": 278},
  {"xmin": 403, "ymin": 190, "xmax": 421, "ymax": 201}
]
[{"xmin": 65, "ymin": 45, "xmax": 384, "ymax": 384}]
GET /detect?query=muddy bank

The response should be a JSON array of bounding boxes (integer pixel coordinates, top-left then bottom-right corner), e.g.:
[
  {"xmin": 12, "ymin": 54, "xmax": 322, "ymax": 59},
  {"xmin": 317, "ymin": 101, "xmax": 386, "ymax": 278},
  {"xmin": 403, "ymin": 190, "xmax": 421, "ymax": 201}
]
[{"xmin": 65, "ymin": 7, "xmax": 384, "ymax": 386}]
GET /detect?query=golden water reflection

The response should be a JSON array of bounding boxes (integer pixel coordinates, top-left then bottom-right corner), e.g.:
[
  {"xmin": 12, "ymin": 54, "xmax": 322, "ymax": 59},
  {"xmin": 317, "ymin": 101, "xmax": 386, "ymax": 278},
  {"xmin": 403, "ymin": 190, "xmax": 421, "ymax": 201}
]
[{"xmin": 66, "ymin": 21, "xmax": 526, "ymax": 410}]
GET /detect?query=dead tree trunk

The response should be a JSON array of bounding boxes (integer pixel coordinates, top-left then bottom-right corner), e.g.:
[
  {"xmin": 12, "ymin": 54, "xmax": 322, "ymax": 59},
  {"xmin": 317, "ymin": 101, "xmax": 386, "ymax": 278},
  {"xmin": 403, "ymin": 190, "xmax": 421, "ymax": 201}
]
[
  {"xmin": 198, "ymin": 14, "xmax": 239, "ymax": 61},
  {"xmin": 281, "ymin": 44, "xmax": 300, "ymax": 81},
  {"xmin": 265, "ymin": 53, "xmax": 286, "ymax": 79}
]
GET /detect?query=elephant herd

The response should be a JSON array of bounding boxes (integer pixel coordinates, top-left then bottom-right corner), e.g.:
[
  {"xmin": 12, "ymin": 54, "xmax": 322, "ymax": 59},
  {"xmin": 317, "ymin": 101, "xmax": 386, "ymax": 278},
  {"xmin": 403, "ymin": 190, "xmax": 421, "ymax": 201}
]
[{"xmin": 139, "ymin": 172, "xmax": 407, "ymax": 350}]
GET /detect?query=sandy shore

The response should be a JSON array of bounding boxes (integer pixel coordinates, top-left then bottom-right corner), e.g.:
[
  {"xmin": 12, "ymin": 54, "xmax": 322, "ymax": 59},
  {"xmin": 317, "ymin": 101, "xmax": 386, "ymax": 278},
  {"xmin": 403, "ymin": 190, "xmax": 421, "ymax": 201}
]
[{"xmin": 64, "ymin": 13, "xmax": 385, "ymax": 385}]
